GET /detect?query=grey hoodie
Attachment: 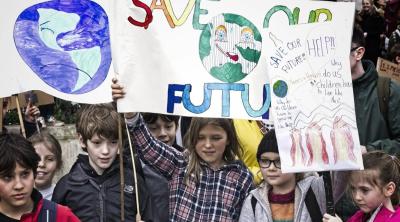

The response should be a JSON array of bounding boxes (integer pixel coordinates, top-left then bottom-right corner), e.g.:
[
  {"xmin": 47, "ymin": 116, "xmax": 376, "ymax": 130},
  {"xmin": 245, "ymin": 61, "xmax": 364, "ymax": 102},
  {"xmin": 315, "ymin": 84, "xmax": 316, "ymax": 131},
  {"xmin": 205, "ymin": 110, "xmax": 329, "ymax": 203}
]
[{"xmin": 239, "ymin": 175, "xmax": 326, "ymax": 222}]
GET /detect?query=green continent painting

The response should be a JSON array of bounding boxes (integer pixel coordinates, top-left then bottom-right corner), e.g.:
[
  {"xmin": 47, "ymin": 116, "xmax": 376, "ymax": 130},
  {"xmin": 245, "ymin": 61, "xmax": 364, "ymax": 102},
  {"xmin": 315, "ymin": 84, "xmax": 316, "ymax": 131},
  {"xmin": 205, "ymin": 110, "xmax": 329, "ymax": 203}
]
[
  {"xmin": 273, "ymin": 80, "xmax": 288, "ymax": 98},
  {"xmin": 199, "ymin": 13, "xmax": 262, "ymax": 83}
]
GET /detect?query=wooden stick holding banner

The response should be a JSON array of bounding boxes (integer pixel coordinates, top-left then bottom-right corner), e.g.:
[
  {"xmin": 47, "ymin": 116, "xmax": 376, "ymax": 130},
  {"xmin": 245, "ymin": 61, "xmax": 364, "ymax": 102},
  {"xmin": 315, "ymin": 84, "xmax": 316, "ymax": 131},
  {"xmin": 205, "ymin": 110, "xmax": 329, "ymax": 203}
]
[
  {"xmin": 118, "ymin": 115, "xmax": 125, "ymax": 221},
  {"xmin": 0, "ymin": 98, "xmax": 3, "ymax": 134},
  {"xmin": 14, "ymin": 94, "xmax": 26, "ymax": 138},
  {"xmin": 125, "ymin": 118, "xmax": 143, "ymax": 222}
]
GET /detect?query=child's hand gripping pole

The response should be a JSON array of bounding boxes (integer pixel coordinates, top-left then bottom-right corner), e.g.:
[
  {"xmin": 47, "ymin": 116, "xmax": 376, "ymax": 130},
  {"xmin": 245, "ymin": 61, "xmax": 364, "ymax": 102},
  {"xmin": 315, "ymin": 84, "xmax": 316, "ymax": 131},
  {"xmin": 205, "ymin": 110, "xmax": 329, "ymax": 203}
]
[{"xmin": 26, "ymin": 99, "xmax": 41, "ymax": 134}]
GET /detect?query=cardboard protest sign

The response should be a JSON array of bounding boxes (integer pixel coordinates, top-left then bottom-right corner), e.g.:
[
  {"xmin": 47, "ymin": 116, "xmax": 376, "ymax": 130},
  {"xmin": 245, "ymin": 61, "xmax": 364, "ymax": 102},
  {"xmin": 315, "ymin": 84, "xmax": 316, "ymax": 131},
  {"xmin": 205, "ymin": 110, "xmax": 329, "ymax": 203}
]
[
  {"xmin": 376, "ymin": 57, "xmax": 400, "ymax": 82},
  {"xmin": 109, "ymin": 0, "xmax": 355, "ymax": 119},
  {"xmin": 7, "ymin": 91, "xmax": 54, "ymax": 110},
  {"xmin": 265, "ymin": 20, "xmax": 363, "ymax": 172},
  {"xmin": 0, "ymin": 0, "xmax": 113, "ymax": 103}
]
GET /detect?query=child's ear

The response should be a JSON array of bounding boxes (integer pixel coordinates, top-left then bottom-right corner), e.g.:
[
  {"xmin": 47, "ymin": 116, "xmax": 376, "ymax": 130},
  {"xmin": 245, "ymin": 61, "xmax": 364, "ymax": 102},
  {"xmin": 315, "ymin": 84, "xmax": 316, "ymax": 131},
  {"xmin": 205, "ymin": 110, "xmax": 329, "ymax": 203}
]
[
  {"xmin": 355, "ymin": 47, "xmax": 366, "ymax": 61},
  {"xmin": 383, "ymin": 181, "xmax": 396, "ymax": 197},
  {"xmin": 78, "ymin": 134, "xmax": 86, "ymax": 148}
]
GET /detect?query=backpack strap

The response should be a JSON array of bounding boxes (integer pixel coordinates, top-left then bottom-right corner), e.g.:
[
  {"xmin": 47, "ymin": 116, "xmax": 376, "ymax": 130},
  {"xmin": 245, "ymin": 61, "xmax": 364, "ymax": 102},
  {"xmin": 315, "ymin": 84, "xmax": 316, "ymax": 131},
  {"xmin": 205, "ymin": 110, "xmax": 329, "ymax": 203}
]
[
  {"xmin": 251, "ymin": 195, "xmax": 257, "ymax": 216},
  {"xmin": 377, "ymin": 76, "xmax": 391, "ymax": 137},
  {"xmin": 305, "ymin": 188, "xmax": 323, "ymax": 222},
  {"xmin": 38, "ymin": 199, "xmax": 57, "ymax": 222},
  {"xmin": 395, "ymin": 29, "xmax": 400, "ymax": 41}
]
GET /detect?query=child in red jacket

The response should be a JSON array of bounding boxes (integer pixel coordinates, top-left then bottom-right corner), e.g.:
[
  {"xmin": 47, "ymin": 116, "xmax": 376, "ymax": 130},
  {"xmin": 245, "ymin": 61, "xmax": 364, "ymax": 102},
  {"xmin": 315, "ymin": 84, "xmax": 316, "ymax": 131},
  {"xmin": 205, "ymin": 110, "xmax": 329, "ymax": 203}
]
[
  {"xmin": 0, "ymin": 133, "xmax": 80, "ymax": 222},
  {"xmin": 323, "ymin": 151, "xmax": 400, "ymax": 222}
]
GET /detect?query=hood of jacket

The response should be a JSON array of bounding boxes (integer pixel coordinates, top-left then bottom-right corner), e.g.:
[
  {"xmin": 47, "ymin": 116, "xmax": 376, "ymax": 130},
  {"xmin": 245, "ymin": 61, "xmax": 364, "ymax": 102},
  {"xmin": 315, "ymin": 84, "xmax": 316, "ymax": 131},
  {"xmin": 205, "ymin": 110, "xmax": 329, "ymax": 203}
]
[{"xmin": 249, "ymin": 175, "xmax": 325, "ymax": 222}]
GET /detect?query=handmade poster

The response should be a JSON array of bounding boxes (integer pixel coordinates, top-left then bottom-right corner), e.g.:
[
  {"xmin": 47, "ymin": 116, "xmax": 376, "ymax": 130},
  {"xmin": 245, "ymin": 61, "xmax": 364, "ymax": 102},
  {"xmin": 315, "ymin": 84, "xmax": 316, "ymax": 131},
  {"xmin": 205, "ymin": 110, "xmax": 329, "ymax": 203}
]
[
  {"xmin": 110, "ymin": 0, "xmax": 355, "ymax": 119},
  {"xmin": 377, "ymin": 57, "xmax": 400, "ymax": 83},
  {"xmin": 265, "ymin": 20, "xmax": 363, "ymax": 172},
  {"xmin": 0, "ymin": 0, "xmax": 113, "ymax": 103},
  {"xmin": 7, "ymin": 91, "xmax": 54, "ymax": 110}
]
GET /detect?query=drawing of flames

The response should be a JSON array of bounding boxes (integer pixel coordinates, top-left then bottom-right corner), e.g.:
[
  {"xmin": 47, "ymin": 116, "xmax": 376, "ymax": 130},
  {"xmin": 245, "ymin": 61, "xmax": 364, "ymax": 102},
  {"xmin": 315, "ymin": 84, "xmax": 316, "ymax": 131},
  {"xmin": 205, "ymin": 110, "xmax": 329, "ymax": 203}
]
[{"xmin": 288, "ymin": 103, "xmax": 358, "ymax": 167}]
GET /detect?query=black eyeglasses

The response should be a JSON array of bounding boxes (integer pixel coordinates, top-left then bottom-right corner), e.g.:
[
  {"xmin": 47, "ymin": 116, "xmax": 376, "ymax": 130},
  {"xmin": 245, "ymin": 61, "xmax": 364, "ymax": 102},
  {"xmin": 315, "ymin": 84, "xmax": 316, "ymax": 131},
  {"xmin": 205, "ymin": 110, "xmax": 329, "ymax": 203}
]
[{"xmin": 258, "ymin": 158, "xmax": 281, "ymax": 169}]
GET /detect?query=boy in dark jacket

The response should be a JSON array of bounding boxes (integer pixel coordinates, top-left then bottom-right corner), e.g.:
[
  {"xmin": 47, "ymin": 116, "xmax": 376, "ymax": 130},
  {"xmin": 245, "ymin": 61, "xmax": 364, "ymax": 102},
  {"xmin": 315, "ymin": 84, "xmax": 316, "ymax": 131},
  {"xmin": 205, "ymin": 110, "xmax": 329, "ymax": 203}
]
[
  {"xmin": 139, "ymin": 113, "xmax": 183, "ymax": 222},
  {"xmin": 52, "ymin": 103, "xmax": 152, "ymax": 222},
  {"xmin": 0, "ymin": 133, "xmax": 79, "ymax": 222}
]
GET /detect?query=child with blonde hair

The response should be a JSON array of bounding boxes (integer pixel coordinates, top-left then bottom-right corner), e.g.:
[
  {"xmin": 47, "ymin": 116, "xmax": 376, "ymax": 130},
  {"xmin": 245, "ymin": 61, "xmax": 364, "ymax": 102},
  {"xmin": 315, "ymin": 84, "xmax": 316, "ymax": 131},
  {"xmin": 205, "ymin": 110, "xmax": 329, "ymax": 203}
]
[
  {"xmin": 29, "ymin": 131, "xmax": 63, "ymax": 200},
  {"xmin": 112, "ymin": 80, "xmax": 254, "ymax": 221}
]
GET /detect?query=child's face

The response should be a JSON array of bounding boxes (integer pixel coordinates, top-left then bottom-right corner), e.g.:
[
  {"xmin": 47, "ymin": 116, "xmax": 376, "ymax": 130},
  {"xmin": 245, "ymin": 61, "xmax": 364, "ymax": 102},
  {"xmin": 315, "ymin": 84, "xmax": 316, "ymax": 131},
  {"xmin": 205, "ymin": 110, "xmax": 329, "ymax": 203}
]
[
  {"xmin": 80, "ymin": 133, "xmax": 118, "ymax": 175},
  {"xmin": 34, "ymin": 142, "xmax": 58, "ymax": 190},
  {"xmin": 0, "ymin": 163, "xmax": 34, "ymax": 210},
  {"xmin": 147, "ymin": 117, "xmax": 177, "ymax": 146},
  {"xmin": 259, "ymin": 152, "xmax": 296, "ymax": 192},
  {"xmin": 195, "ymin": 124, "xmax": 228, "ymax": 170},
  {"xmin": 350, "ymin": 172, "xmax": 387, "ymax": 213}
]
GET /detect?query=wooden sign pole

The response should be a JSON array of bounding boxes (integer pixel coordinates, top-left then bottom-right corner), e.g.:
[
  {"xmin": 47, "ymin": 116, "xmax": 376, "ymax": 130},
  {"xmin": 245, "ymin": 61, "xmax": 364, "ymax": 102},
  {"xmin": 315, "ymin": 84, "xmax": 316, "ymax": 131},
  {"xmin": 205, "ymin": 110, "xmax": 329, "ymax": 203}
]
[
  {"xmin": 0, "ymin": 98, "xmax": 3, "ymax": 134},
  {"xmin": 124, "ymin": 118, "xmax": 143, "ymax": 222},
  {"xmin": 14, "ymin": 95, "xmax": 26, "ymax": 138},
  {"xmin": 118, "ymin": 115, "xmax": 125, "ymax": 222}
]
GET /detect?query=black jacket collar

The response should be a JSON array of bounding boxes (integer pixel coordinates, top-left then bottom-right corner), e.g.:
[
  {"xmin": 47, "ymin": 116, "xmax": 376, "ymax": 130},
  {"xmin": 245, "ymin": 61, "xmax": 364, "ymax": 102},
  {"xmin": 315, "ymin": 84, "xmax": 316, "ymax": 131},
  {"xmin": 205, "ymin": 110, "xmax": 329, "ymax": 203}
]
[{"xmin": 68, "ymin": 154, "xmax": 120, "ymax": 184}]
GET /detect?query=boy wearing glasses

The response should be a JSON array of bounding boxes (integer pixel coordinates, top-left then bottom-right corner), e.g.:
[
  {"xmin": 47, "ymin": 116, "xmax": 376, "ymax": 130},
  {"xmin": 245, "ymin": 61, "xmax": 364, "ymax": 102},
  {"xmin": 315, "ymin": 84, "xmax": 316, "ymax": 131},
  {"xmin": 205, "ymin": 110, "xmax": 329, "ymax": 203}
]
[
  {"xmin": 239, "ymin": 129, "xmax": 329, "ymax": 222},
  {"xmin": 139, "ymin": 113, "xmax": 183, "ymax": 222}
]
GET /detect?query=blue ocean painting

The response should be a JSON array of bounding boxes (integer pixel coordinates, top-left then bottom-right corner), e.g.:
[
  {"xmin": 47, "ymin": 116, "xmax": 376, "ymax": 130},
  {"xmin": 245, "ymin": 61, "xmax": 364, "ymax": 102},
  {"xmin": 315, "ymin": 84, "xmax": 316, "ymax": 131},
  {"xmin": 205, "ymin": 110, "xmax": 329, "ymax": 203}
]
[{"xmin": 14, "ymin": 0, "xmax": 111, "ymax": 94}]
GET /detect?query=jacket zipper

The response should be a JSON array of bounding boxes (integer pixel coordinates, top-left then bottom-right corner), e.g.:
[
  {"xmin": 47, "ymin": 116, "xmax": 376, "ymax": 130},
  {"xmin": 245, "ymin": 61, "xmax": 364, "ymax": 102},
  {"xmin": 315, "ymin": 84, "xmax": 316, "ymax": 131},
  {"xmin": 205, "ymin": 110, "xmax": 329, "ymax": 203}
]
[{"xmin": 99, "ymin": 184, "xmax": 104, "ymax": 222}]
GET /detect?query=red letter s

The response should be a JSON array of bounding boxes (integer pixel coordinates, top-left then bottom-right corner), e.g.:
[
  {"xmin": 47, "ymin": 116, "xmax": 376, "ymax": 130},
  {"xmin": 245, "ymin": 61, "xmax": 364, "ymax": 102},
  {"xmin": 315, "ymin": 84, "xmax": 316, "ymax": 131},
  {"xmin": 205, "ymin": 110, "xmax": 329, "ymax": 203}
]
[{"xmin": 127, "ymin": 0, "xmax": 153, "ymax": 29}]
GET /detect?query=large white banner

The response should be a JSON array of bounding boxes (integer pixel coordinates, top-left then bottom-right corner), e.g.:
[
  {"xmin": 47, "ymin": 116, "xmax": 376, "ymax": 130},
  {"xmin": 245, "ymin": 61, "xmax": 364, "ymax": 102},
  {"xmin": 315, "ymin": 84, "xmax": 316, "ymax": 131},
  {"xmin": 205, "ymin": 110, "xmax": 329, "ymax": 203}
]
[
  {"xmin": 0, "ymin": 0, "xmax": 113, "ymax": 103},
  {"xmin": 110, "ymin": 0, "xmax": 356, "ymax": 120},
  {"xmin": 265, "ymin": 20, "xmax": 363, "ymax": 172}
]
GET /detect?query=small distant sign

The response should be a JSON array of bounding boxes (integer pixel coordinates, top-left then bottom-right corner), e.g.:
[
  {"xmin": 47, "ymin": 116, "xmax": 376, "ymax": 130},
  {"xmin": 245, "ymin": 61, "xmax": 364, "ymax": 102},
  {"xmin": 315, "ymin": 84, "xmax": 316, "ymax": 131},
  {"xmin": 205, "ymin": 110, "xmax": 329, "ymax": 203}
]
[
  {"xmin": 376, "ymin": 57, "xmax": 400, "ymax": 83},
  {"xmin": 8, "ymin": 91, "xmax": 54, "ymax": 110}
]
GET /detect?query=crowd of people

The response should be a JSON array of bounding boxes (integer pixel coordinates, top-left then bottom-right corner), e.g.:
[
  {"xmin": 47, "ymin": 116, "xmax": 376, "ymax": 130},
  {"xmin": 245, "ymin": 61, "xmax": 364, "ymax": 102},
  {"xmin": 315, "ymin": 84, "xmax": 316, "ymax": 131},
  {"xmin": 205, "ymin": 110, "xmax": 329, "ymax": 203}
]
[
  {"xmin": 355, "ymin": 0, "xmax": 400, "ymax": 65},
  {"xmin": 1, "ymin": 2, "xmax": 400, "ymax": 221}
]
